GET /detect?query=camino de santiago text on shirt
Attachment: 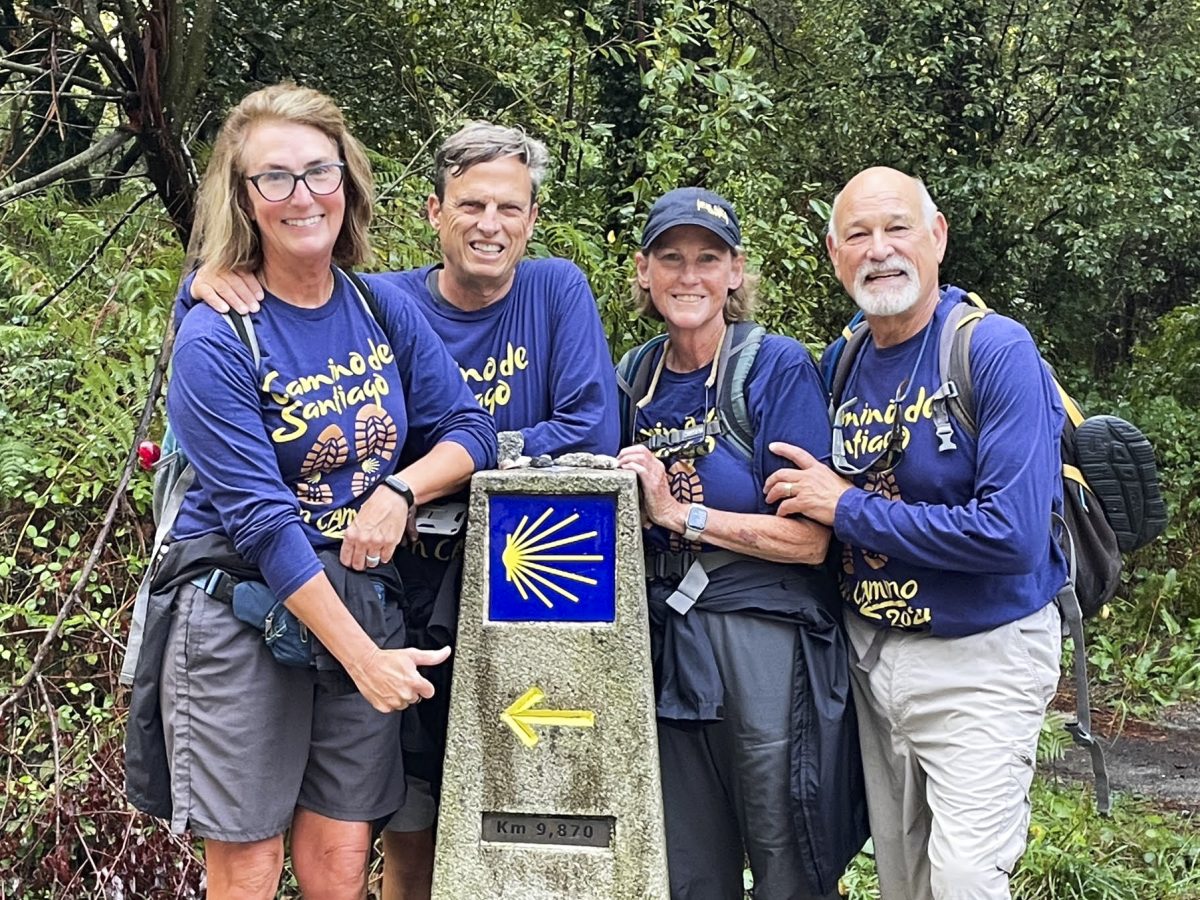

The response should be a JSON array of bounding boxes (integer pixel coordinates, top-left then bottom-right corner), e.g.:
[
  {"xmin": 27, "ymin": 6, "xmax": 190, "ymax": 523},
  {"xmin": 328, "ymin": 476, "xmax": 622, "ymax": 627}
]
[
  {"xmin": 261, "ymin": 336, "xmax": 401, "ymax": 541},
  {"xmin": 833, "ymin": 289, "xmax": 1071, "ymax": 638},
  {"xmin": 365, "ymin": 259, "xmax": 623, "ymax": 460},
  {"xmin": 840, "ymin": 389, "xmax": 937, "ymax": 630},
  {"xmin": 459, "ymin": 340, "xmax": 530, "ymax": 415}
]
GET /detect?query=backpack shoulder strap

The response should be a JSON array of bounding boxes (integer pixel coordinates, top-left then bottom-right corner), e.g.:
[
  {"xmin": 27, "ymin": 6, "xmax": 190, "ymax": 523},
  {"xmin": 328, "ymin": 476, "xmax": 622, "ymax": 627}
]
[
  {"xmin": 616, "ymin": 334, "xmax": 668, "ymax": 445},
  {"xmin": 715, "ymin": 321, "xmax": 765, "ymax": 461},
  {"xmin": 936, "ymin": 292, "xmax": 992, "ymax": 439},
  {"xmin": 822, "ymin": 307, "xmax": 866, "ymax": 384},
  {"xmin": 341, "ymin": 268, "xmax": 385, "ymax": 324},
  {"xmin": 826, "ymin": 316, "xmax": 872, "ymax": 411},
  {"xmin": 222, "ymin": 311, "xmax": 261, "ymax": 368}
]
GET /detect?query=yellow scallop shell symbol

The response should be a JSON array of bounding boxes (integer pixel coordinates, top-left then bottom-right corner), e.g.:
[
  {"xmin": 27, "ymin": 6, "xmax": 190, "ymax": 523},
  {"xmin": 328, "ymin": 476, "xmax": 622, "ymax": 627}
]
[{"xmin": 500, "ymin": 507, "xmax": 604, "ymax": 609}]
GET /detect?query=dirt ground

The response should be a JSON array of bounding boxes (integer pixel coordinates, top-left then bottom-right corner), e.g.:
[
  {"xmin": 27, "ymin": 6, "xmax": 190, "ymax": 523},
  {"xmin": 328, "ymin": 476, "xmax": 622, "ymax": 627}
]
[{"xmin": 1052, "ymin": 688, "xmax": 1200, "ymax": 816}]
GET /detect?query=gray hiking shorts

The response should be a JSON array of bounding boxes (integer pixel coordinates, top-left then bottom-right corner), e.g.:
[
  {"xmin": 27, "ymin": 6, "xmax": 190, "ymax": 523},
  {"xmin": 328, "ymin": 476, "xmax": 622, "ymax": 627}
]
[{"xmin": 160, "ymin": 584, "xmax": 405, "ymax": 842}]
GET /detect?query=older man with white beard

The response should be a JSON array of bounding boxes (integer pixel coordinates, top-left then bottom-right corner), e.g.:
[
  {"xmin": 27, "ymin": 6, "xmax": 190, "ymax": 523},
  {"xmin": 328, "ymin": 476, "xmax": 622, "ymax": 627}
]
[{"xmin": 763, "ymin": 167, "xmax": 1068, "ymax": 900}]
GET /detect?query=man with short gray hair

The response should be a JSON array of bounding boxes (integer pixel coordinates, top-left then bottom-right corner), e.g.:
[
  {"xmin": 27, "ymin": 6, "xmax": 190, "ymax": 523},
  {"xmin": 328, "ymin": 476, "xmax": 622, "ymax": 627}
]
[
  {"xmin": 432, "ymin": 120, "xmax": 549, "ymax": 204},
  {"xmin": 374, "ymin": 119, "xmax": 618, "ymax": 900},
  {"xmin": 766, "ymin": 166, "xmax": 1067, "ymax": 900},
  {"xmin": 187, "ymin": 120, "xmax": 618, "ymax": 900}
]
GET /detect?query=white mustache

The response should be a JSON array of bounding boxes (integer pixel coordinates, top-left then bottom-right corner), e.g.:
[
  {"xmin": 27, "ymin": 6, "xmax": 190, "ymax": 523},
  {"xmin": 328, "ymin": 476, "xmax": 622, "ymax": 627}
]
[{"xmin": 856, "ymin": 257, "xmax": 916, "ymax": 287}]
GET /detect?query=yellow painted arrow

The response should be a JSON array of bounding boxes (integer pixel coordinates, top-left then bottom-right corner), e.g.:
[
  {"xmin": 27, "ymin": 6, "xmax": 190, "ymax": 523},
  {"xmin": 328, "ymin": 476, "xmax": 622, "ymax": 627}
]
[{"xmin": 500, "ymin": 686, "xmax": 596, "ymax": 748}]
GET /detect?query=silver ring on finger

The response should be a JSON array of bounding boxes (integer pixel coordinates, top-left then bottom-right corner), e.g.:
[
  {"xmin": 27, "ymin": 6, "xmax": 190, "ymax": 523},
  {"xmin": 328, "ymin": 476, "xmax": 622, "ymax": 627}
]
[
  {"xmin": 365, "ymin": 553, "xmax": 381, "ymax": 567},
  {"xmin": 784, "ymin": 482, "xmax": 796, "ymax": 497}
]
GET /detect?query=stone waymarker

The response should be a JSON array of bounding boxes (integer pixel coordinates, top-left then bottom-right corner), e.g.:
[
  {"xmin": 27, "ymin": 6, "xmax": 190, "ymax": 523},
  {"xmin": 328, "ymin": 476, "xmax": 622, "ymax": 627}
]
[{"xmin": 432, "ymin": 468, "xmax": 668, "ymax": 900}]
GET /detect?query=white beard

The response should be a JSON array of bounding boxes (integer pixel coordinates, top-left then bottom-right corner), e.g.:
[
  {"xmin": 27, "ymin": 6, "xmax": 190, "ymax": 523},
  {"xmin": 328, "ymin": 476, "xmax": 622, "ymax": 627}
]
[{"xmin": 852, "ymin": 257, "xmax": 920, "ymax": 317}]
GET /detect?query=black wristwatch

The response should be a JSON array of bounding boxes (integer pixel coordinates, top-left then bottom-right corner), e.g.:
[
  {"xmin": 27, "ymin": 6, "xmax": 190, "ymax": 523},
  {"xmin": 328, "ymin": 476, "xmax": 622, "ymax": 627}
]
[{"xmin": 383, "ymin": 474, "xmax": 415, "ymax": 506}]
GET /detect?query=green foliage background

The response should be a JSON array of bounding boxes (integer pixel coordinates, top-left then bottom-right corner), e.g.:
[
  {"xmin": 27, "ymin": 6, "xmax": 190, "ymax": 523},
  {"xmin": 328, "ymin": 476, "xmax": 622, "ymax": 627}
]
[{"xmin": 3, "ymin": 0, "xmax": 1200, "ymax": 896}]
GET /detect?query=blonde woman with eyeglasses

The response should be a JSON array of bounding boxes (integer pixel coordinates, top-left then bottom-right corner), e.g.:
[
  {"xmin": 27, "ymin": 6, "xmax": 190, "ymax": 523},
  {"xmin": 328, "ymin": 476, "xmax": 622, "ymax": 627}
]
[{"xmin": 123, "ymin": 84, "xmax": 496, "ymax": 899}]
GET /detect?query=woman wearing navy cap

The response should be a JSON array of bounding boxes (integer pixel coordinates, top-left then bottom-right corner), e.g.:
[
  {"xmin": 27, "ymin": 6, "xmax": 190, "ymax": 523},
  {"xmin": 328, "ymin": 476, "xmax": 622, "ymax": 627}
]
[{"xmin": 617, "ymin": 187, "xmax": 868, "ymax": 900}]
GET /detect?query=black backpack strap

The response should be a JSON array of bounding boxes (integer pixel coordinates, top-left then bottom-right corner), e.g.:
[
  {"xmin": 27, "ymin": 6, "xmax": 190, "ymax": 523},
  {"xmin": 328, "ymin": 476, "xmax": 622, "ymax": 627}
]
[
  {"xmin": 618, "ymin": 323, "xmax": 764, "ymax": 458},
  {"xmin": 715, "ymin": 321, "xmax": 765, "ymax": 461},
  {"xmin": 222, "ymin": 312, "xmax": 261, "ymax": 367},
  {"xmin": 616, "ymin": 335, "xmax": 668, "ymax": 446},
  {"xmin": 828, "ymin": 319, "xmax": 872, "ymax": 414},
  {"xmin": 1056, "ymin": 519, "xmax": 1112, "ymax": 815},
  {"xmin": 341, "ymin": 268, "xmax": 385, "ymax": 324},
  {"xmin": 820, "ymin": 310, "xmax": 865, "ymax": 392}
]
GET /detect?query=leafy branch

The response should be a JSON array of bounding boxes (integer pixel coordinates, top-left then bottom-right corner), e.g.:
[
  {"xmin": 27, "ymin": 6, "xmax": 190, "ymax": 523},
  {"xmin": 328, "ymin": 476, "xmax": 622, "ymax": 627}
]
[
  {"xmin": 0, "ymin": 313, "xmax": 174, "ymax": 721},
  {"xmin": 33, "ymin": 188, "xmax": 156, "ymax": 313}
]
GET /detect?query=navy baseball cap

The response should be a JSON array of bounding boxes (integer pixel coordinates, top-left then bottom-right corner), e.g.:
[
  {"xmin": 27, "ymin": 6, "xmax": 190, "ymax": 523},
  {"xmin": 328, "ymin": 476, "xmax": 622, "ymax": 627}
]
[{"xmin": 641, "ymin": 187, "xmax": 742, "ymax": 250}]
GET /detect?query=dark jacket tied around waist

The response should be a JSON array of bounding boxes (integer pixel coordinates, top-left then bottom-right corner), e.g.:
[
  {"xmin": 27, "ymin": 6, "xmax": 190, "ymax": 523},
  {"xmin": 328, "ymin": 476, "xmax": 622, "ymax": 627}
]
[
  {"xmin": 647, "ymin": 557, "xmax": 870, "ymax": 896},
  {"xmin": 124, "ymin": 533, "xmax": 405, "ymax": 820}
]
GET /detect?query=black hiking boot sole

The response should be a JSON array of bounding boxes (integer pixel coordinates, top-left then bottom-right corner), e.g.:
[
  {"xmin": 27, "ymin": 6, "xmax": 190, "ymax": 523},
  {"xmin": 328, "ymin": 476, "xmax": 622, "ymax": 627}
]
[{"xmin": 1074, "ymin": 415, "xmax": 1169, "ymax": 552}]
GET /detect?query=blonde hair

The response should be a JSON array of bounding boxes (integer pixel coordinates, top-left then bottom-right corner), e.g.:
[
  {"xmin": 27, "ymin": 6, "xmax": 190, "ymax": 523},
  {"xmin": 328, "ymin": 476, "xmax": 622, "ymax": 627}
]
[
  {"xmin": 630, "ymin": 249, "xmax": 760, "ymax": 323},
  {"xmin": 192, "ymin": 83, "xmax": 374, "ymax": 272}
]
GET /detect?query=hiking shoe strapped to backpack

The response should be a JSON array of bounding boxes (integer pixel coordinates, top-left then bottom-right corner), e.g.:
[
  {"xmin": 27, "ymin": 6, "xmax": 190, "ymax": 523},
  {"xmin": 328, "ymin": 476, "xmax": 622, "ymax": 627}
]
[{"xmin": 1075, "ymin": 415, "xmax": 1168, "ymax": 553}]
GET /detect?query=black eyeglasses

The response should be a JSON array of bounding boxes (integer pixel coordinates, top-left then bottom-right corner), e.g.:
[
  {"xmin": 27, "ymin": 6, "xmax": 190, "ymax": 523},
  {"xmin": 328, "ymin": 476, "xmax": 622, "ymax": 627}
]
[
  {"xmin": 246, "ymin": 162, "xmax": 346, "ymax": 202},
  {"xmin": 831, "ymin": 394, "xmax": 908, "ymax": 476}
]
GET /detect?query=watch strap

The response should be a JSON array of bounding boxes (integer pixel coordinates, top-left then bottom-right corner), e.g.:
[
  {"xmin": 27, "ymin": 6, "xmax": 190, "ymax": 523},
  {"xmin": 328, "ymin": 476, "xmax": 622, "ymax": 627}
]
[
  {"xmin": 384, "ymin": 475, "xmax": 415, "ymax": 505},
  {"xmin": 681, "ymin": 503, "xmax": 708, "ymax": 542}
]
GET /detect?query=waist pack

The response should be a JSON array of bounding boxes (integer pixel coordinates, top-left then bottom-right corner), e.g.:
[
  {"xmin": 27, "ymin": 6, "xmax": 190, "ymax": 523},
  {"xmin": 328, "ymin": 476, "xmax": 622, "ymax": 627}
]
[
  {"xmin": 185, "ymin": 569, "xmax": 315, "ymax": 668},
  {"xmin": 193, "ymin": 569, "xmax": 388, "ymax": 669},
  {"xmin": 822, "ymin": 289, "xmax": 1169, "ymax": 815},
  {"xmin": 231, "ymin": 580, "xmax": 315, "ymax": 668}
]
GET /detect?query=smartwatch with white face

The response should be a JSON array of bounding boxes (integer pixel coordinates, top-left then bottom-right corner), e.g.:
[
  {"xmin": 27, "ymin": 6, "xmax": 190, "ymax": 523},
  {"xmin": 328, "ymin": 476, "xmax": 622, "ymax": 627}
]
[{"xmin": 681, "ymin": 503, "xmax": 709, "ymax": 542}]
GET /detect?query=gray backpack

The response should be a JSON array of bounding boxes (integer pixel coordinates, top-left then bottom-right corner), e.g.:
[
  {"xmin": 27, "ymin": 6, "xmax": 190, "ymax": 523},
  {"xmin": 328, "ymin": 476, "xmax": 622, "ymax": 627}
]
[{"xmin": 616, "ymin": 321, "xmax": 765, "ymax": 458}]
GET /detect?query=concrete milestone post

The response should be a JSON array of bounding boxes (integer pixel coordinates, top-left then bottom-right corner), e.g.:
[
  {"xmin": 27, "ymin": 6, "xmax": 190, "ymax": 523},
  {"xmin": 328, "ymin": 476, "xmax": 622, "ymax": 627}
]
[{"xmin": 432, "ymin": 468, "xmax": 668, "ymax": 900}]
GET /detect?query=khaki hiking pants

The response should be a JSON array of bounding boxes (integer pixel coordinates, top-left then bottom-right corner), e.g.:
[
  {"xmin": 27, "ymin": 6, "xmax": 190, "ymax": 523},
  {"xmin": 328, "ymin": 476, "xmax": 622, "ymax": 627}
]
[{"xmin": 846, "ymin": 603, "xmax": 1061, "ymax": 900}]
